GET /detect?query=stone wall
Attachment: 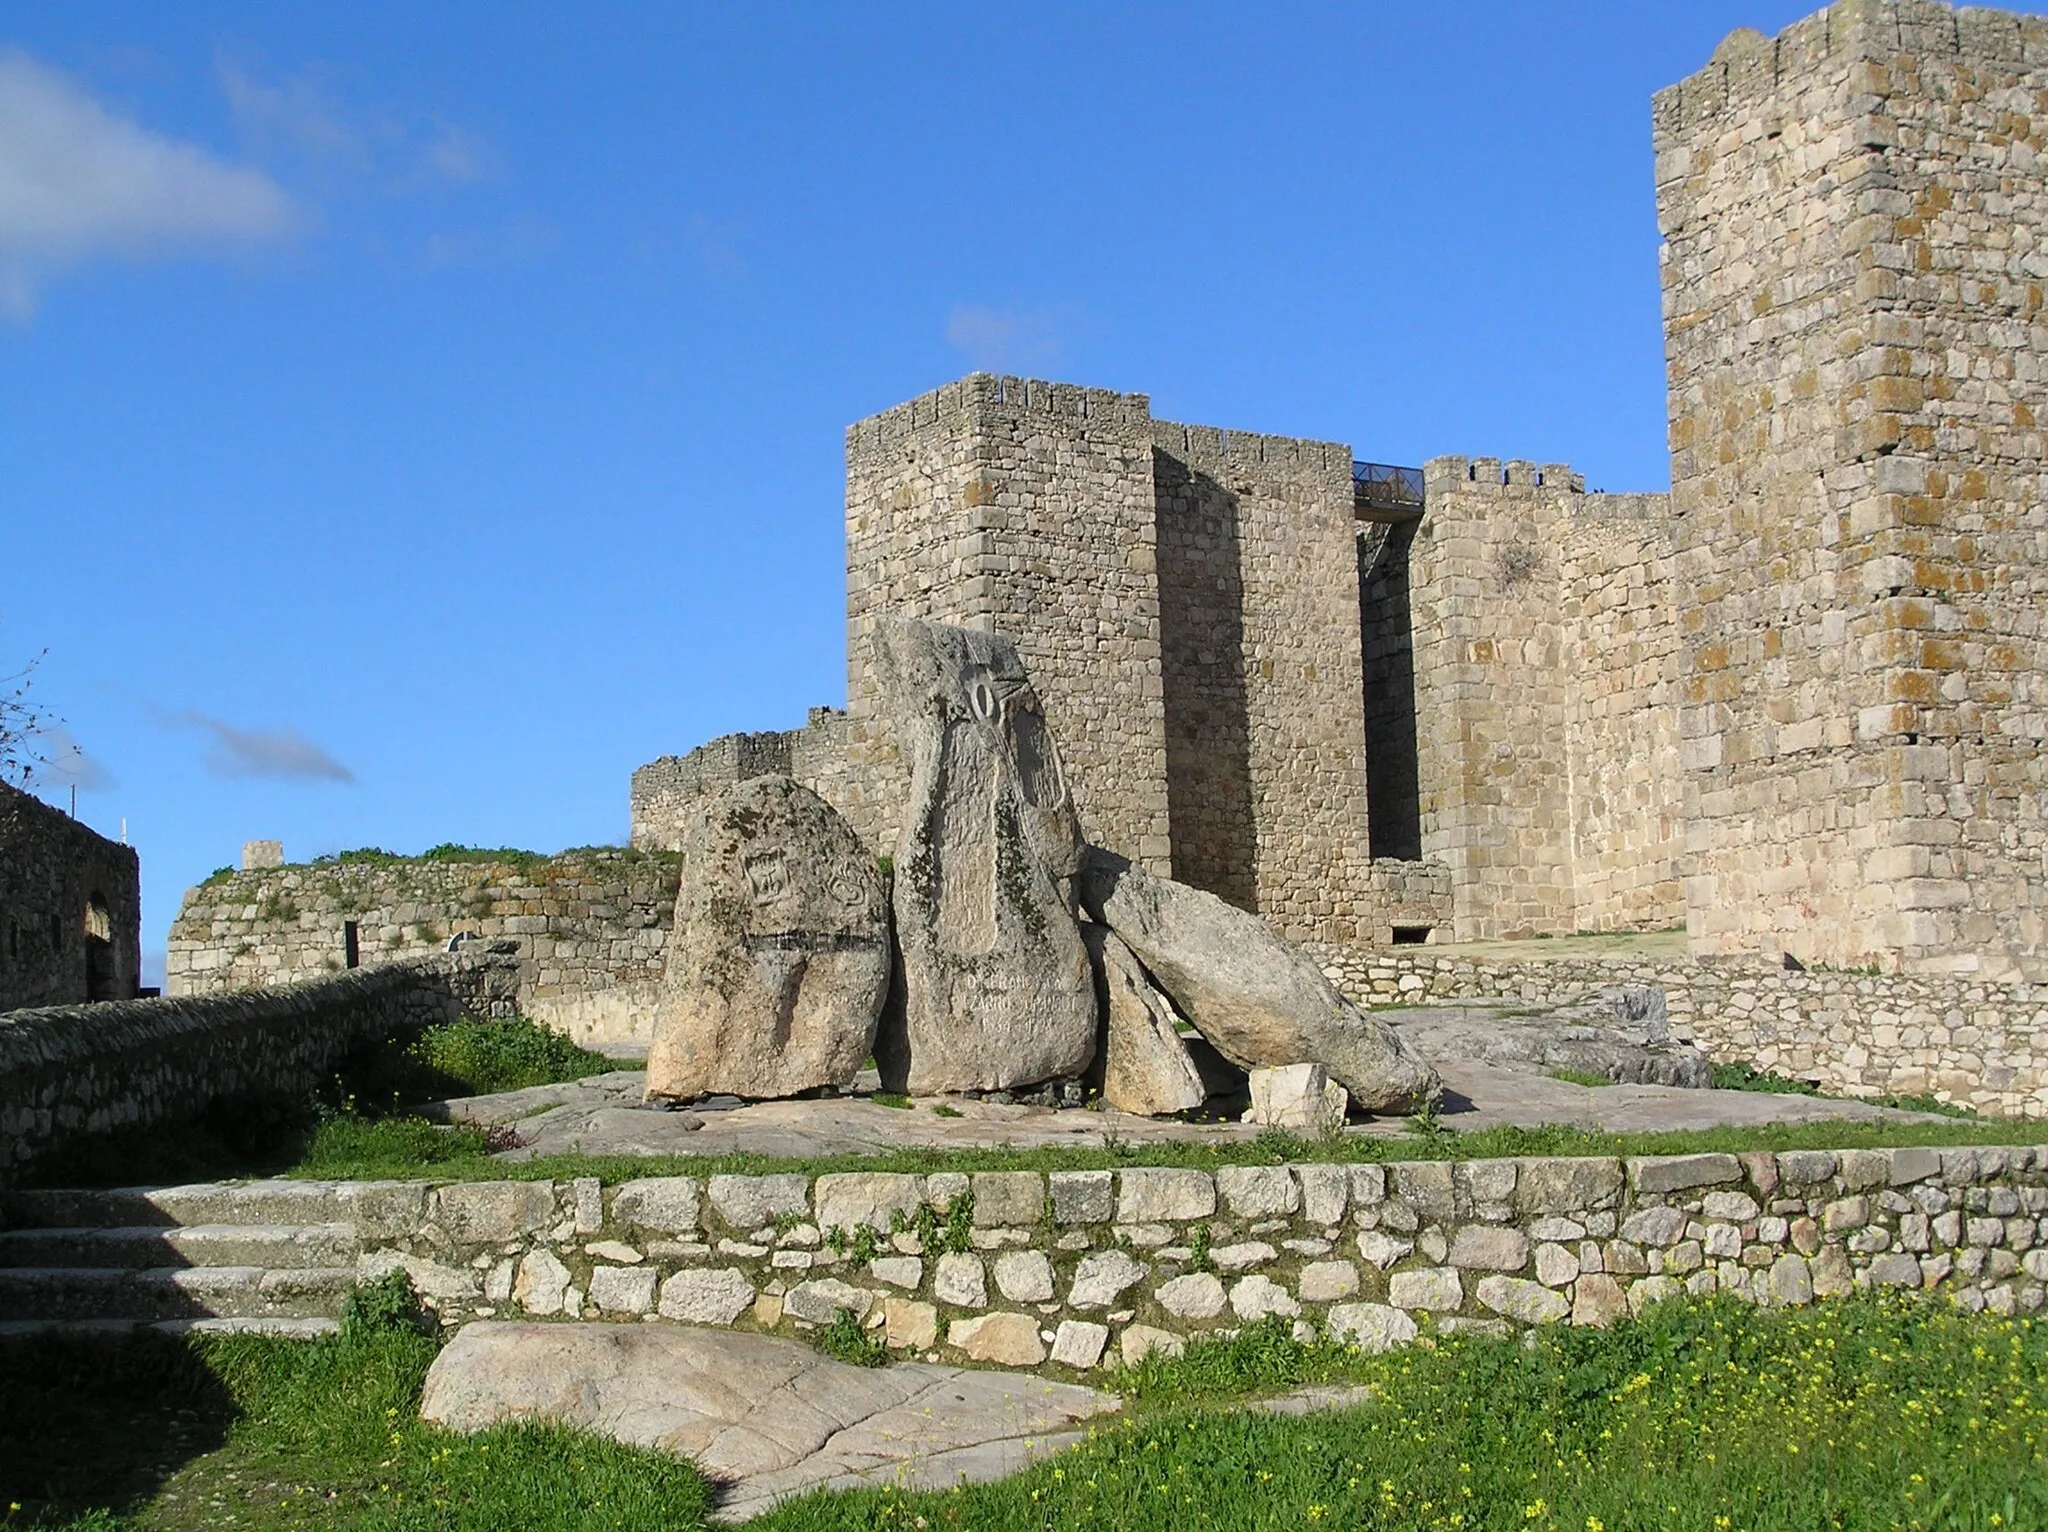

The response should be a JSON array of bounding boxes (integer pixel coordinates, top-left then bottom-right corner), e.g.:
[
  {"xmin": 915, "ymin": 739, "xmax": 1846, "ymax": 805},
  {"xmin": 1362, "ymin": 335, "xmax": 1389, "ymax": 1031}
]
[
  {"xmin": 630, "ymin": 710, "xmax": 852, "ymax": 855},
  {"xmin": 1657, "ymin": 0, "xmax": 2048, "ymax": 979},
  {"xmin": 198, "ymin": 1145, "xmax": 2048, "ymax": 1372},
  {"xmin": 843, "ymin": 374, "xmax": 1171, "ymax": 873},
  {"xmin": 1153, "ymin": 422, "xmax": 1380, "ymax": 944},
  {"xmin": 1406, "ymin": 462, "xmax": 1684, "ymax": 942},
  {"xmin": 0, "ymin": 782, "xmax": 141, "ymax": 1013},
  {"xmin": 0, "ymin": 952, "xmax": 516, "ymax": 1180},
  {"xmin": 1307, "ymin": 943, "xmax": 2048, "ymax": 1118},
  {"xmin": 165, "ymin": 851, "xmax": 679, "ymax": 1047}
]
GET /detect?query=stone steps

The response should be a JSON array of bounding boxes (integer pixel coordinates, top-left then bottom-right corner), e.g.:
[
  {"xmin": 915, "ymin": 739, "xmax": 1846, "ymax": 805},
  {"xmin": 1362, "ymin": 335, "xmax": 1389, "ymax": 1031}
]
[
  {"xmin": 0, "ymin": 1183, "xmax": 373, "ymax": 1329},
  {"xmin": 0, "ymin": 1264, "xmax": 358, "ymax": 1322},
  {"xmin": 0, "ymin": 1316, "xmax": 340, "ymax": 1339},
  {"xmin": 0, "ymin": 1223, "xmax": 361, "ymax": 1271},
  {"xmin": 0, "ymin": 1180, "xmax": 386, "ymax": 1231}
]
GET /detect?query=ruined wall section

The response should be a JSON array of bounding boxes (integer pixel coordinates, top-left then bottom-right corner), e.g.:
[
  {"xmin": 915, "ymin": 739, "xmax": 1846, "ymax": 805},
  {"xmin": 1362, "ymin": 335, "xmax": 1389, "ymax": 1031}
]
[
  {"xmin": 0, "ymin": 782, "xmax": 140, "ymax": 1012},
  {"xmin": 631, "ymin": 731, "xmax": 795, "ymax": 852},
  {"xmin": 630, "ymin": 709, "xmax": 852, "ymax": 854},
  {"xmin": 1559, "ymin": 493, "xmax": 1688, "ymax": 933},
  {"xmin": 1153, "ymin": 422, "xmax": 1379, "ymax": 943},
  {"xmin": 1657, "ymin": 0, "xmax": 2048, "ymax": 979},
  {"xmin": 165, "ymin": 851, "xmax": 679, "ymax": 1046},
  {"xmin": 844, "ymin": 373, "xmax": 1170, "ymax": 870}
]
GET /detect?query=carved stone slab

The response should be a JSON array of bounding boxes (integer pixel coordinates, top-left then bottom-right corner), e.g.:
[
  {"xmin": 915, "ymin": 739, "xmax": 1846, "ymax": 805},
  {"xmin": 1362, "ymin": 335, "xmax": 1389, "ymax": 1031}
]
[{"xmin": 872, "ymin": 620, "xmax": 1095, "ymax": 1094}]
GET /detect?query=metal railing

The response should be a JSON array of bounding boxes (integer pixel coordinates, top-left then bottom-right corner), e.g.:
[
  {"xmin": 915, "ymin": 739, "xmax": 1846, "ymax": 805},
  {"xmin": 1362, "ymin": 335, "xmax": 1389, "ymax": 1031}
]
[{"xmin": 1352, "ymin": 460, "xmax": 1425, "ymax": 519}]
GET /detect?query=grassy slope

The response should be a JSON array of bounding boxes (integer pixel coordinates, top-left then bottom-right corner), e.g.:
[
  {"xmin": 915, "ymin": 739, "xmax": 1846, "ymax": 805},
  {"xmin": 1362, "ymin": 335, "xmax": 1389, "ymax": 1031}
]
[{"xmin": 2, "ymin": 1294, "xmax": 2040, "ymax": 1530}]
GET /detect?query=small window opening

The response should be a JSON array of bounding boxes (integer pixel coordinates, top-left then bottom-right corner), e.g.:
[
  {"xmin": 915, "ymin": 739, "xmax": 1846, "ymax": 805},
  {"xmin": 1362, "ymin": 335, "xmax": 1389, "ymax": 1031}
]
[
  {"xmin": 1391, "ymin": 925, "xmax": 1432, "ymax": 946},
  {"xmin": 343, "ymin": 921, "xmax": 361, "ymax": 970}
]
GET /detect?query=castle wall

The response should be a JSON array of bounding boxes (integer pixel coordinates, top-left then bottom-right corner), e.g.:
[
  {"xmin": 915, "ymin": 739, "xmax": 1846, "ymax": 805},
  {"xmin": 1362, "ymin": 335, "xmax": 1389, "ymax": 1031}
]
[
  {"xmin": 165, "ymin": 850, "xmax": 680, "ymax": 1046},
  {"xmin": 1657, "ymin": 0, "xmax": 2048, "ymax": 979},
  {"xmin": 1153, "ymin": 422, "xmax": 1379, "ymax": 943},
  {"xmin": 0, "ymin": 782, "xmax": 141, "ymax": 1013},
  {"xmin": 1407, "ymin": 462, "xmax": 1684, "ymax": 941},
  {"xmin": 843, "ymin": 374, "xmax": 1171, "ymax": 870}
]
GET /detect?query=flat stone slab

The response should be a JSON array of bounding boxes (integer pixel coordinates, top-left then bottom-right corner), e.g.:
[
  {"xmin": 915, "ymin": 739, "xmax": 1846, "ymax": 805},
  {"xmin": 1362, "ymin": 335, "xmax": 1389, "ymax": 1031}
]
[
  {"xmin": 443, "ymin": 1054, "xmax": 1938, "ymax": 1161},
  {"xmin": 418, "ymin": 1321, "xmax": 1119, "ymax": 1522}
]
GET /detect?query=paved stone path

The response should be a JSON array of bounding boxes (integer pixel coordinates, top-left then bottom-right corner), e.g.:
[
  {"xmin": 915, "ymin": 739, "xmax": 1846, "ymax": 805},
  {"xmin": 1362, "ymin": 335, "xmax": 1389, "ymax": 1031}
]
[
  {"xmin": 419, "ymin": 1321, "xmax": 1121, "ymax": 1522},
  {"xmin": 440, "ymin": 1031, "xmax": 1937, "ymax": 1162}
]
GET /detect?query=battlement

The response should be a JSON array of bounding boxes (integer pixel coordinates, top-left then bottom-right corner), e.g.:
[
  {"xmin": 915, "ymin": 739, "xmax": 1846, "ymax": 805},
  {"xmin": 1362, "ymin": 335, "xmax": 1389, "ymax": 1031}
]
[
  {"xmin": 1652, "ymin": 1, "xmax": 2048, "ymax": 144},
  {"xmin": 1423, "ymin": 456, "xmax": 1583, "ymax": 493},
  {"xmin": 1151, "ymin": 419, "xmax": 1353, "ymax": 477},
  {"xmin": 848, "ymin": 371, "xmax": 1152, "ymax": 452}
]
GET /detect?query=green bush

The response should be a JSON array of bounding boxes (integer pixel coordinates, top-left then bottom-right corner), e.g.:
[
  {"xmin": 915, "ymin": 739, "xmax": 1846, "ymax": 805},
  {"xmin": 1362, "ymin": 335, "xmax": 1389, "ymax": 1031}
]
[{"xmin": 813, "ymin": 1311, "xmax": 889, "ymax": 1368}]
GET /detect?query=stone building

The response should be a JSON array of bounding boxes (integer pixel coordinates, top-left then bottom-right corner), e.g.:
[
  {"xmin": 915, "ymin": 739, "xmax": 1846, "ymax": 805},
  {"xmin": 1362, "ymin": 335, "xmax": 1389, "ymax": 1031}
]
[
  {"xmin": 631, "ymin": 0, "xmax": 2048, "ymax": 987},
  {"xmin": 0, "ymin": 781, "xmax": 141, "ymax": 1012}
]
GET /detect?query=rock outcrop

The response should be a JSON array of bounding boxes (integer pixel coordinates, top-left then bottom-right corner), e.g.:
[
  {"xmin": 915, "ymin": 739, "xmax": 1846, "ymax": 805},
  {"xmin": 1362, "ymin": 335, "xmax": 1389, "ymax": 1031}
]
[
  {"xmin": 646, "ymin": 775, "xmax": 890, "ymax": 1102},
  {"xmin": 1081, "ymin": 923, "xmax": 1206, "ymax": 1118},
  {"xmin": 1080, "ymin": 847, "xmax": 1439, "ymax": 1114},
  {"xmin": 1386, "ymin": 990, "xmax": 1713, "ymax": 1088},
  {"xmin": 873, "ymin": 620, "xmax": 1096, "ymax": 1094}
]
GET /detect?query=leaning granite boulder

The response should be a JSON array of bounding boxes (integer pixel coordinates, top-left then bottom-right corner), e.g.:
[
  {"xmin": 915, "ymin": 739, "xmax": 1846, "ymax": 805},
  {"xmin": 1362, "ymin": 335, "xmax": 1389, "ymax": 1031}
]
[
  {"xmin": 873, "ymin": 619, "xmax": 1095, "ymax": 1094},
  {"xmin": 646, "ymin": 774, "xmax": 890, "ymax": 1102},
  {"xmin": 1082, "ymin": 923, "xmax": 1206, "ymax": 1117},
  {"xmin": 1385, "ymin": 990, "xmax": 1713, "ymax": 1088},
  {"xmin": 1080, "ymin": 847, "xmax": 1439, "ymax": 1114}
]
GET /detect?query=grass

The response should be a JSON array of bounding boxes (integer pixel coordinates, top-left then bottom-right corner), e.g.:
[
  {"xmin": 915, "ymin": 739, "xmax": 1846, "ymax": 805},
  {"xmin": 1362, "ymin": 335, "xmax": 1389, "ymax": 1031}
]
[
  {"xmin": 0, "ymin": 1278, "xmax": 712, "ymax": 1530},
  {"xmin": 1713, "ymin": 1059, "xmax": 1980, "ymax": 1119},
  {"xmin": 1546, "ymin": 1068, "xmax": 1613, "ymax": 1089},
  {"xmin": 812, "ymin": 1311, "xmax": 889, "ymax": 1368},
  {"xmin": 752, "ymin": 1294, "xmax": 2048, "ymax": 1530},
  {"xmin": 5, "ymin": 1292, "xmax": 2040, "ymax": 1530}
]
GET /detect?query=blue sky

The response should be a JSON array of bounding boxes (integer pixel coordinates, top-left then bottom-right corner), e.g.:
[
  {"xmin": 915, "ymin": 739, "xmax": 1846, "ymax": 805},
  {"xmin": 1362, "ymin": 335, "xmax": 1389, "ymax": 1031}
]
[{"xmin": 1, "ymin": 1, "xmax": 1855, "ymax": 973}]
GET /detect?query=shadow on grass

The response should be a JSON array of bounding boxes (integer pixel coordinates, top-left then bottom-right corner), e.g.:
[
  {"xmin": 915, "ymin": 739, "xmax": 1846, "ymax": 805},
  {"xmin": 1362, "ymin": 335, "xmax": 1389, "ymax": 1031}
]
[{"xmin": 0, "ymin": 1330, "xmax": 237, "ymax": 1524}]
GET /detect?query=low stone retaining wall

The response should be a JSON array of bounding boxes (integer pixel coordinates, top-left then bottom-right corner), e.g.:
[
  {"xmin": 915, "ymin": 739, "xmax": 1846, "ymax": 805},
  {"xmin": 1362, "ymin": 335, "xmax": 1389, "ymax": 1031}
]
[
  {"xmin": 1309, "ymin": 945, "xmax": 2048, "ymax": 1119},
  {"xmin": 337, "ymin": 1146, "xmax": 2047, "ymax": 1373},
  {"xmin": 0, "ymin": 952, "xmax": 518, "ymax": 1181}
]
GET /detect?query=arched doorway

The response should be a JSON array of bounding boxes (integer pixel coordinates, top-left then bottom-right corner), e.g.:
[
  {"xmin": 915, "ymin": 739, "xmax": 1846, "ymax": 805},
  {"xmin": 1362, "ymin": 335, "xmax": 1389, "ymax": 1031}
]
[{"xmin": 84, "ymin": 895, "xmax": 116, "ymax": 1001}]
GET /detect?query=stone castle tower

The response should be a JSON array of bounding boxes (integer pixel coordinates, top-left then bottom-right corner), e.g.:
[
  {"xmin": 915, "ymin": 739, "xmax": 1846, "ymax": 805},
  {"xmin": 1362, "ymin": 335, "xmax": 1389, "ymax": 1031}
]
[
  {"xmin": 634, "ymin": 0, "xmax": 2047, "ymax": 983},
  {"xmin": 1657, "ymin": 0, "xmax": 2048, "ymax": 978}
]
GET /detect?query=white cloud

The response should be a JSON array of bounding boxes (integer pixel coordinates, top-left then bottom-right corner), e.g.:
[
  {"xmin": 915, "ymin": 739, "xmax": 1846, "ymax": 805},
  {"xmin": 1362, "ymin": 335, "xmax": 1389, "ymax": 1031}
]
[
  {"xmin": 0, "ymin": 51, "xmax": 295, "ymax": 315},
  {"xmin": 945, "ymin": 304, "xmax": 1064, "ymax": 372},
  {"xmin": 219, "ymin": 56, "xmax": 495, "ymax": 192},
  {"xmin": 31, "ymin": 726, "xmax": 117, "ymax": 792},
  {"xmin": 171, "ymin": 710, "xmax": 354, "ymax": 783}
]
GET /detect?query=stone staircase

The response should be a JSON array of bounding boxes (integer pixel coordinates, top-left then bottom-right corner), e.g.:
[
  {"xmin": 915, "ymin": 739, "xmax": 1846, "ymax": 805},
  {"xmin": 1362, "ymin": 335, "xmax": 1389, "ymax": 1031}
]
[{"xmin": 0, "ymin": 1183, "xmax": 361, "ymax": 1337}]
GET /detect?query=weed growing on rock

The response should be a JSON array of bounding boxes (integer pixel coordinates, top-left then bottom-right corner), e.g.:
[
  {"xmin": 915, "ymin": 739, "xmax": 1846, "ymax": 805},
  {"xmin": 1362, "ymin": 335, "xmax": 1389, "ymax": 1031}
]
[{"xmin": 814, "ymin": 1311, "xmax": 889, "ymax": 1369}]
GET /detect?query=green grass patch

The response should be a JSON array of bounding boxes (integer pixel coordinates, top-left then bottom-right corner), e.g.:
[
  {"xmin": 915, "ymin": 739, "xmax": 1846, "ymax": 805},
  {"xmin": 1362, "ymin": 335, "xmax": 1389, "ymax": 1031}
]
[
  {"xmin": 0, "ymin": 1278, "xmax": 712, "ymax": 1530},
  {"xmin": 870, "ymin": 1093, "xmax": 912, "ymax": 1111},
  {"xmin": 1712, "ymin": 1058, "xmax": 1978, "ymax": 1119},
  {"xmin": 752, "ymin": 1293, "xmax": 2048, "ymax": 1531},
  {"xmin": 1546, "ymin": 1067, "xmax": 1613, "ymax": 1089},
  {"xmin": 1, "ymin": 1293, "xmax": 2043, "ymax": 1528}
]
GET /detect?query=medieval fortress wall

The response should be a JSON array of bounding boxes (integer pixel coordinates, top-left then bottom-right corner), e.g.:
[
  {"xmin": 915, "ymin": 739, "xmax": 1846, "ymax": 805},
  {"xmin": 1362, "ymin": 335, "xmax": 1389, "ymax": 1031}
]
[{"xmin": 155, "ymin": 0, "xmax": 2048, "ymax": 1110}]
